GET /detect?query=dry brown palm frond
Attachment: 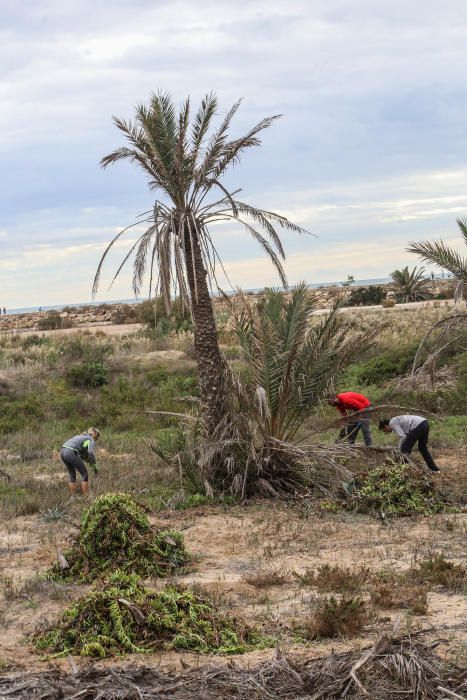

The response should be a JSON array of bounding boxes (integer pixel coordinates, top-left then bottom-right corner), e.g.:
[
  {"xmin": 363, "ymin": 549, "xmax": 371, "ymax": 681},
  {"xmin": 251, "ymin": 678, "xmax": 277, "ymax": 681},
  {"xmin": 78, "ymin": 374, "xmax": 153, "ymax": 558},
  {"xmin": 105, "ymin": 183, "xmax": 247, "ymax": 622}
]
[{"xmin": 3, "ymin": 631, "xmax": 464, "ymax": 699}]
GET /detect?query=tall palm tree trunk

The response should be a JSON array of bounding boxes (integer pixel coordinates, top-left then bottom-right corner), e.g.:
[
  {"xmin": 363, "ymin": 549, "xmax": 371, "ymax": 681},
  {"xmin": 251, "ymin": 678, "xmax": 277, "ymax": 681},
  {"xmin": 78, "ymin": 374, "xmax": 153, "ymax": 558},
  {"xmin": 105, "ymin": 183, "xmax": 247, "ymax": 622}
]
[{"xmin": 183, "ymin": 227, "xmax": 227, "ymax": 433}]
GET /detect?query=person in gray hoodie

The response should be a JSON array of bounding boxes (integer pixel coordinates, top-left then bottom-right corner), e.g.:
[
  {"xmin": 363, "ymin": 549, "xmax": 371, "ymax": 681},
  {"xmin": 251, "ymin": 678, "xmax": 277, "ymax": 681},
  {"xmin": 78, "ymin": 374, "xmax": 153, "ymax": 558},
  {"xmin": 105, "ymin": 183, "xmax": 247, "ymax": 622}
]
[
  {"xmin": 378, "ymin": 415, "xmax": 440, "ymax": 472},
  {"xmin": 60, "ymin": 428, "xmax": 100, "ymax": 494}
]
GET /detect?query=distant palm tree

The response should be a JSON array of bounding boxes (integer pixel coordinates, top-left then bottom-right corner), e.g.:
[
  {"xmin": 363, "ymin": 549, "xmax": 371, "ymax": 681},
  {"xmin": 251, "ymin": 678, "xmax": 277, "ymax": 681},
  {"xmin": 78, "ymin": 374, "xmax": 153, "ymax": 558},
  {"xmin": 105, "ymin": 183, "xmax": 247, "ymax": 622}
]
[
  {"xmin": 390, "ymin": 266, "xmax": 432, "ymax": 303},
  {"xmin": 407, "ymin": 218, "xmax": 467, "ymax": 299},
  {"xmin": 93, "ymin": 93, "xmax": 307, "ymax": 433}
]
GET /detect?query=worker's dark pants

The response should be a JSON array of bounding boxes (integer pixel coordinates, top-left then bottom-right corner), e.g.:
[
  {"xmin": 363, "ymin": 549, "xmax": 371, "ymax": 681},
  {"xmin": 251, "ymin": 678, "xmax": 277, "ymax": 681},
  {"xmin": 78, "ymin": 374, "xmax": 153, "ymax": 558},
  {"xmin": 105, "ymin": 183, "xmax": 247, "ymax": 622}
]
[
  {"xmin": 60, "ymin": 448, "xmax": 88, "ymax": 482},
  {"xmin": 339, "ymin": 417, "xmax": 372, "ymax": 447},
  {"xmin": 400, "ymin": 420, "xmax": 439, "ymax": 472}
]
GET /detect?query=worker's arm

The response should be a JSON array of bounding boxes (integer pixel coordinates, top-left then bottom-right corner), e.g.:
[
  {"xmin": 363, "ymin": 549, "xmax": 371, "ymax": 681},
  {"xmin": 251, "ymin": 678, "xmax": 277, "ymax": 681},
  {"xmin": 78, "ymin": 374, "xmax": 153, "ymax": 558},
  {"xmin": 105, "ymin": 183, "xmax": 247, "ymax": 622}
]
[
  {"xmin": 389, "ymin": 418, "xmax": 406, "ymax": 449},
  {"xmin": 83, "ymin": 438, "xmax": 98, "ymax": 472}
]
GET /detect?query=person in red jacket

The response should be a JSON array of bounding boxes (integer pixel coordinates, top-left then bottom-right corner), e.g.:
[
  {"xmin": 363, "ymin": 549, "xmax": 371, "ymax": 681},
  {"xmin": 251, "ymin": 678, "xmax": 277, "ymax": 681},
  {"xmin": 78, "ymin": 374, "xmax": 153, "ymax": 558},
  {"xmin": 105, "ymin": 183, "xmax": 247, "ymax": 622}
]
[{"xmin": 328, "ymin": 392, "xmax": 372, "ymax": 446}]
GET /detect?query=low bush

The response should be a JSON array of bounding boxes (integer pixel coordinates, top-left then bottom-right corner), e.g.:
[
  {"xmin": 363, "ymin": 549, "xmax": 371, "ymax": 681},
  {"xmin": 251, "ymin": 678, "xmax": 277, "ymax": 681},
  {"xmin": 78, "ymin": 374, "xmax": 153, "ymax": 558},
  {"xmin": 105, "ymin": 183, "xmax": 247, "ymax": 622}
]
[
  {"xmin": 0, "ymin": 396, "xmax": 44, "ymax": 433},
  {"xmin": 35, "ymin": 571, "xmax": 273, "ymax": 657},
  {"xmin": 37, "ymin": 312, "xmax": 74, "ymax": 331},
  {"xmin": 66, "ymin": 361, "xmax": 108, "ymax": 388},
  {"xmin": 410, "ymin": 553, "xmax": 466, "ymax": 593},
  {"xmin": 48, "ymin": 493, "xmax": 189, "ymax": 582},
  {"xmin": 345, "ymin": 286, "xmax": 384, "ymax": 307},
  {"xmin": 302, "ymin": 596, "xmax": 369, "ymax": 639},
  {"xmin": 370, "ymin": 581, "xmax": 428, "ymax": 615},
  {"xmin": 346, "ymin": 343, "xmax": 418, "ymax": 385},
  {"xmin": 296, "ymin": 564, "xmax": 371, "ymax": 593}
]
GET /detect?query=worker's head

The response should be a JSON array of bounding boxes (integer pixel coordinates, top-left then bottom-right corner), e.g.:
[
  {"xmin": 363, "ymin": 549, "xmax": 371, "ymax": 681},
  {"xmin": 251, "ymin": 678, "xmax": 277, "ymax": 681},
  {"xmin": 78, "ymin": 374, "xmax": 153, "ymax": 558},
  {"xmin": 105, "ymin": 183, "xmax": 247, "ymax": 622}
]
[
  {"xmin": 328, "ymin": 397, "xmax": 339, "ymax": 407},
  {"xmin": 88, "ymin": 427, "xmax": 100, "ymax": 441},
  {"xmin": 378, "ymin": 419, "xmax": 391, "ymax": 433}
]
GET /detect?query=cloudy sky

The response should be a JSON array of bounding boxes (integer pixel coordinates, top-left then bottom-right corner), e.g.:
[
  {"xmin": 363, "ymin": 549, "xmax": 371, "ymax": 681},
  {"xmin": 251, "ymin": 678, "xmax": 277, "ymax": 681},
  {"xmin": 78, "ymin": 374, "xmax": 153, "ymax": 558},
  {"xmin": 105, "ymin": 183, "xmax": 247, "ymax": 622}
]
[{"xmin": 2, "ymin": 0, "xmax": 467, "ymax": 309}]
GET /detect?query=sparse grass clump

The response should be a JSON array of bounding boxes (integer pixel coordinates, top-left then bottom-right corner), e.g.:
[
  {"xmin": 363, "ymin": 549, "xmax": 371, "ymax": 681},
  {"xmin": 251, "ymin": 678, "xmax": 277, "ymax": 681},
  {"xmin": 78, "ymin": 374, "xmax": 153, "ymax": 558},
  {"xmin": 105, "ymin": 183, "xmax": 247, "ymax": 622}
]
[
  {"xmin": 35, "ymin": 571, "xmax": 273, "ymax": 658},
  {"xmin": 302, "ymin": 596, "xmax": 369, "ymax": 639},
  {"xmin": 243, "ymin": 564, "xmax": 291, "ymax": 588},
  {"xmin": 411, "ymin": 553, "xmax": 466, "ymax": 593},
  {"xmin": 350, "ymin": 463, "xmax": 451, "ymax": 517},
  {"xmin": 296, "ymin": 564, "xmax": 371, "ymax": 593},
  {"xmin": 48, "ymin": 492, "xmax": 189, "ymax": 583},
  {"xmin": 370, "ymin": 582, "xmax": 428, "ymax": 615}
]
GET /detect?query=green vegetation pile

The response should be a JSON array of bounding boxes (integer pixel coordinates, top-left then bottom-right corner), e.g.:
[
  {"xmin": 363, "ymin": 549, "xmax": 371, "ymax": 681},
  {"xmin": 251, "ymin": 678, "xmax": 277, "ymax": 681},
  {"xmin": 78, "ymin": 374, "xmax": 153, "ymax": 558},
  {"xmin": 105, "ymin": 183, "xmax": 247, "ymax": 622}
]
[
  {"xmin": 35, "ymin": 571, "xmax": 273, "ymax": 657},
  {"xmin": 348, "ymin": 463, "xmax": 452, "ymax": 516},
  {"xmin": 49, "ymin": 493, "xmax": 189, "ymax": 582}
]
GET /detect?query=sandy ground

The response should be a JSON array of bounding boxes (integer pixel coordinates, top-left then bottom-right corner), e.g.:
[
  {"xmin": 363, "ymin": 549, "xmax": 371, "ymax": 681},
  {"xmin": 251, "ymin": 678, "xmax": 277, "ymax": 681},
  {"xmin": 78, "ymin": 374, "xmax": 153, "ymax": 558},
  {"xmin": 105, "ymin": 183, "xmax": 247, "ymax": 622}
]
[{"xmin": 0, "ymin": 455, "xmax": 465, "ymax": 675}]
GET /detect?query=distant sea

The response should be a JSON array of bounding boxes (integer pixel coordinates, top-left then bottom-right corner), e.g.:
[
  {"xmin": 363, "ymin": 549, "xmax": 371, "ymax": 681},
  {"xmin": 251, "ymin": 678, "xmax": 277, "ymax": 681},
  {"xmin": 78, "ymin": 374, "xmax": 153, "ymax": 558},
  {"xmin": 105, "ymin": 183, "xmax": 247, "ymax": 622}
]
[{"xmin": 7, "ymin": 275, "xmax": 447, "ymax": 315}]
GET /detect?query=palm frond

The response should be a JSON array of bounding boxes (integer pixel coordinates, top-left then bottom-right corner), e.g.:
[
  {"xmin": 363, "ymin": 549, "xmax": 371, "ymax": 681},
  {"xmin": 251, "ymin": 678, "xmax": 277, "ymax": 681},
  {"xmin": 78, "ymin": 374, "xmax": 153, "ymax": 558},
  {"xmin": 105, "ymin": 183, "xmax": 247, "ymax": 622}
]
[{"xmin": 407, "ymin": 240, "xmax": 467, "ymax": 283}]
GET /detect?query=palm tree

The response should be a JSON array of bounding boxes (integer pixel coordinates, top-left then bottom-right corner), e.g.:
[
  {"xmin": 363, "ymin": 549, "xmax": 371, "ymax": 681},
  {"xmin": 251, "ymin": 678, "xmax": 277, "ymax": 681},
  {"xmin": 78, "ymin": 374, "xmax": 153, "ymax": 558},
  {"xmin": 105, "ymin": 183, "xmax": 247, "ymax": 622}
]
[
  {"xmin": 389, "ymin": 266, "xmax": 432, "ymax": 303},
  {"xmin": 407, "ymin": 218, "xmax": 467, "ymax": 299},
  {"xmin": 93, "ymin": 93, "xmax": 307, "ymax": 433}
]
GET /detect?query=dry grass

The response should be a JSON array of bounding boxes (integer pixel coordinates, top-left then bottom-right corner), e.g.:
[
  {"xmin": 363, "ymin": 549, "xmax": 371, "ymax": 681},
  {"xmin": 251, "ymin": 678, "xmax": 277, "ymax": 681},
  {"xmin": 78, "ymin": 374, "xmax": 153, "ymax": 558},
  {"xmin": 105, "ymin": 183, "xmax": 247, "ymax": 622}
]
[
  {"xmin": 295, "ymin": 563, "xmax": 371, "ymax": 593},
  {"xmin": 242, "ymin": 563, "xmax": 291, "ymax": 588},
  {"xmin": 370, "ymin": 582, "xmax": 428, "ymax": 615},
  {"xmin": 410, "ymin": 552, "xmax": 466, "ymax": 592}
]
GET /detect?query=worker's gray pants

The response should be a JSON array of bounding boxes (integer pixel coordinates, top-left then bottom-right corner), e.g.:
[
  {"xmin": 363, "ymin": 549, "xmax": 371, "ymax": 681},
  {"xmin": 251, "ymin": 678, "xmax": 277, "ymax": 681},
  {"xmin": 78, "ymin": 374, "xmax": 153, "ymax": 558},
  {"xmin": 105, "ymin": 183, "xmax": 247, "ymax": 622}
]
[
  {"xmin": 341, "ymin": 418, "xmax": 372, "ymax": 447},
  {"xmin": 60, "ymin": 448, "xmax": 88, "ymax": 483}
]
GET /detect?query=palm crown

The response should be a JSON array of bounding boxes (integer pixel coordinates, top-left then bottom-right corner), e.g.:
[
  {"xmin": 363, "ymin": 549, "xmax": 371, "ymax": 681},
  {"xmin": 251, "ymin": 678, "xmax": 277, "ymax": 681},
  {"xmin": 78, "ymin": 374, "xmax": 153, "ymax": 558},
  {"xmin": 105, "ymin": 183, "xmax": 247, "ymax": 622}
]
[
  {"xmin": 390, "ymin": 266, "xmax": 432, "ymax": 303},
  {"xmin": 93, "ymin": 92, "xmax": 307, "ymax": 304}
]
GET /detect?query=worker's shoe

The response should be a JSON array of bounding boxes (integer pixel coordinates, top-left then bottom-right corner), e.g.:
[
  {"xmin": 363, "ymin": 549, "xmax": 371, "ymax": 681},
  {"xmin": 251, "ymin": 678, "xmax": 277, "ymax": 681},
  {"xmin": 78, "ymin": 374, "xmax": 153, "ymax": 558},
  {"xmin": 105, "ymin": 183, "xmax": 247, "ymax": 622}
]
[{"xmin": 428, "ymin": 465, "xmax": 440, "ymax": 472}]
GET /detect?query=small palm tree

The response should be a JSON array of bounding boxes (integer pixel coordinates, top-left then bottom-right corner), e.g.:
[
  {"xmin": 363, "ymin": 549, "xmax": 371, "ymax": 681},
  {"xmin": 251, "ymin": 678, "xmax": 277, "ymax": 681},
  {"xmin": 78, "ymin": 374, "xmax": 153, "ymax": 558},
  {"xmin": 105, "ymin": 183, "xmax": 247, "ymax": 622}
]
[
  {"xmin": 390, "ymin": 266, "xmax": 432, "ymax": 303},
  {"xmin": 407, "ymin": 218, "xmax": 467, "ymax": 299},
  {"xmin": 93, "ymin": 93, "xmax": 307, "ymax": 434}
]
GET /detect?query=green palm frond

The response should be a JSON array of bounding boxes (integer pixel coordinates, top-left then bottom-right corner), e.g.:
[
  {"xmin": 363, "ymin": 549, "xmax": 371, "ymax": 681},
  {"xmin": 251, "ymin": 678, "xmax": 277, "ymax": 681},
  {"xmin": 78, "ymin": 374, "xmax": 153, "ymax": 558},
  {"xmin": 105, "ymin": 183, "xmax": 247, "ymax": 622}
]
[
  {"xmin": 407, "ymin": 217, "xmax": 467, "ymax": 289},
  {"xmin": 233, "ymin": 284, "xmax": 382, "ymax": 443},
  {"xmin": 407, "ymin": 241, "xmax": 467, "ymax": 283}
]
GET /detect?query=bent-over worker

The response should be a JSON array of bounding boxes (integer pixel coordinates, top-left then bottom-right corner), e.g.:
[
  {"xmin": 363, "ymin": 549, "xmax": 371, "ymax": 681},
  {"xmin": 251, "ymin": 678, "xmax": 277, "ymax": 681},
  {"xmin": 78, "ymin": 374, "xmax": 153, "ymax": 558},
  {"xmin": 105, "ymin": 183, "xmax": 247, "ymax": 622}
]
[
  {"xmin": 328, "ymin": 391, "xmax": 372, "ymax": 447},
  {"xmin": 378, "ymin": 415, "xmax": 440, "ymax": 472},
  {"xmin": 60, "ymin": 428, "xmax": 100, "ymax": 494}
]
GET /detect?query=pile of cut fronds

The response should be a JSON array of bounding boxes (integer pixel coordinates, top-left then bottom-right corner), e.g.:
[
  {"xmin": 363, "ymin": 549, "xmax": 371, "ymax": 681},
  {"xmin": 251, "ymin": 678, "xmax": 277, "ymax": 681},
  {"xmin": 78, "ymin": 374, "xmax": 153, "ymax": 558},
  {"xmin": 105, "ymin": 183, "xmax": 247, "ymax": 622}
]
[
  {"xmin": 49, "ymin": 493, "xmax": 189, "ymax": 582},
  {"xmin": 346, "ymin": 463, "xmax": 452, "ymax": 517},
  {"xmin": 35, "ymin": 571, "xmax": 273, "ymax": 658}
]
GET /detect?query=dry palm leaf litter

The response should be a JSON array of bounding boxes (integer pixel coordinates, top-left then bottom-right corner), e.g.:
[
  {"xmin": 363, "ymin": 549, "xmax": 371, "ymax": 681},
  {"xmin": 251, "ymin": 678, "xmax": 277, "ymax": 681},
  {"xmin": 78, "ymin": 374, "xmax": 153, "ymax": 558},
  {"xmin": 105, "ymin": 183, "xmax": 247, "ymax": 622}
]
[
  {"xmin": 3, "ymin": 632, "xmax": 465, "ymax": 699},
  {"xmin": 48, "ymin": 492, "xmax": 189, "ymax": 582},
  {"xmin": 35, "ymin": 570, "xmax": 273, "ymax": 658}
]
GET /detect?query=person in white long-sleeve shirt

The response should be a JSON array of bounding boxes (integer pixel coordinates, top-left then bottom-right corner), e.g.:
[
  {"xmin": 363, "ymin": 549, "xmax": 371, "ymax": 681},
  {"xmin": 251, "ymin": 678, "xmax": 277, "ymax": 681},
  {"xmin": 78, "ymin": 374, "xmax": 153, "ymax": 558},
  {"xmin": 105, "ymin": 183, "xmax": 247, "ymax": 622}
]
[{"xmin": 378, "ymin": 415, "xmax": 440, "ymax": 472}]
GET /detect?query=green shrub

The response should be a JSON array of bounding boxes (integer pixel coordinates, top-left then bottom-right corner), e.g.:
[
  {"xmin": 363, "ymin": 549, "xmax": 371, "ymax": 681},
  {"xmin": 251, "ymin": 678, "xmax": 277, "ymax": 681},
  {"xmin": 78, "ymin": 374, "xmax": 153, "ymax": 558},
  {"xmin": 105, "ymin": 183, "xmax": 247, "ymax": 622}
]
[
  {"xmin": 136, "ymin": 297, "xmax": 192, "ymax": 333},
  {"xmin": 66, "ymin": 362, "xmax": 108, "ymax": 388},
  {"xmin": 35, "ymin": 571, "xmax": 273, "ymax": 657},
  {"xmin": 0, "ymin": 396, "xmax": 44, "ymax": 433},
  {"xmin": 347, "ymin": 343, "xmax": 418, "ymax": 385},
  {"xmin": 37, "ymin": 311, "xmax": 63, "ymax": 331},
  {"xmin": 345, "ymin": 286, "xmax": 384, "ymax": 307}
]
